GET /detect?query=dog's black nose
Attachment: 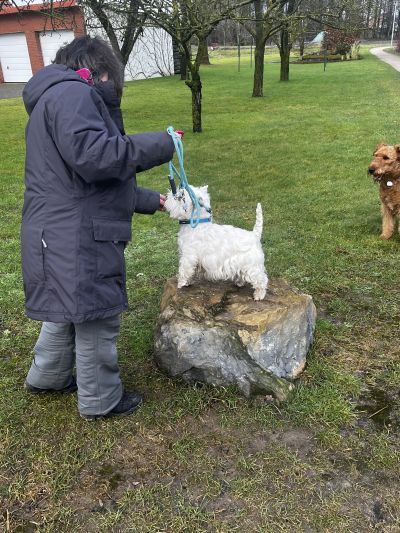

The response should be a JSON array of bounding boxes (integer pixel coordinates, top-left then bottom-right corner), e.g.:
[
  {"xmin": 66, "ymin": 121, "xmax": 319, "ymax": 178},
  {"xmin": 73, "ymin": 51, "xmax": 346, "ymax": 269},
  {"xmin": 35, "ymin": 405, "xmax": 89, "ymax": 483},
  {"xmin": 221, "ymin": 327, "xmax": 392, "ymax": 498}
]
[{"xmin": 368, "ymin": 167, "xmax": 375, "ymax": 175}]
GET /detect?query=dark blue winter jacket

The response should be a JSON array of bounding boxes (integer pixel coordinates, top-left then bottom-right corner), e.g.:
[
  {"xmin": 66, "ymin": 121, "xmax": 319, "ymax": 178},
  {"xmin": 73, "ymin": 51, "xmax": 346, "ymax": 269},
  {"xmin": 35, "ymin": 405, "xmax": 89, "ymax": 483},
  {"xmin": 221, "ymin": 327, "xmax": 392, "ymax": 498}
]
[{"xmin": 21, "ymin": 64, "xmax": 174, "ymax": 323}]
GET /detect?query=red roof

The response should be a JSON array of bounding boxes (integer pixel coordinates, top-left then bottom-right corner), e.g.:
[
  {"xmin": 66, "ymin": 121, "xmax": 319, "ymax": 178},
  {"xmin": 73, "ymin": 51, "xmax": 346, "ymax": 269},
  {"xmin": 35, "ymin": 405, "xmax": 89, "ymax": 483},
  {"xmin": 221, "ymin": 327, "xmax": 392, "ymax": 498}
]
[{"xmin": 0, "ymin": 1, "xmax": 76, "ymax": 16}]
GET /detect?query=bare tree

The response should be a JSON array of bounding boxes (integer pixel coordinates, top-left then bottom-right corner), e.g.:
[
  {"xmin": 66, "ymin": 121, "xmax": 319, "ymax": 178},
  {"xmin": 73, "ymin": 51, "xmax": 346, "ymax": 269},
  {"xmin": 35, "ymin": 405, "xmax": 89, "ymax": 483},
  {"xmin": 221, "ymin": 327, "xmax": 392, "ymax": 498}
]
[
  {"xmin": 139, "ymin": 0, "xmax": 253, "ymax": 133},
  {"xmin": 80, "ymin": 0, "xmax": 146, "ymax": 68},
  {"xmin": 235, "ymin": 0, "xmax": 363, "ymax": 97},
  {"xmin": 234, "ymin": 1, "xmax": 287, "ymax": 97},
  {"xmin": 270, "ymin": 1, "xmax": 308, "ymax": 82}
]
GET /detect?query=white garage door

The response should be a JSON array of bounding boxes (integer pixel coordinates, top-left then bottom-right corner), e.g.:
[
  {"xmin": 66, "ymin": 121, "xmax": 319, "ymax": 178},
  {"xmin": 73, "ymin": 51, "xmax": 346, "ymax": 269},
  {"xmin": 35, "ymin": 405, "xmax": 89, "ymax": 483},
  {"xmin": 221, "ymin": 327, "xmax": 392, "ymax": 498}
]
[
  {"xmin": 0, "ymin": 33, "xmax": 32, "ymax": 82},
  {"xmin": 40, "ymin": 30, "xmax": 75, "ymax": 66}
]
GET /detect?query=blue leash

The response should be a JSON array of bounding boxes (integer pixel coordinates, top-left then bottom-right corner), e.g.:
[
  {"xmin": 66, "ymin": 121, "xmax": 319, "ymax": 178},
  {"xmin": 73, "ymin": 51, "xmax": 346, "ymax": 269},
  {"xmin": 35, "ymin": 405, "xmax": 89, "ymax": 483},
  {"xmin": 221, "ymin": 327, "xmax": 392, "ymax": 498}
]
[{"xmin": 167, "ymin": 126, "xmax": 210, "ymax": 228}]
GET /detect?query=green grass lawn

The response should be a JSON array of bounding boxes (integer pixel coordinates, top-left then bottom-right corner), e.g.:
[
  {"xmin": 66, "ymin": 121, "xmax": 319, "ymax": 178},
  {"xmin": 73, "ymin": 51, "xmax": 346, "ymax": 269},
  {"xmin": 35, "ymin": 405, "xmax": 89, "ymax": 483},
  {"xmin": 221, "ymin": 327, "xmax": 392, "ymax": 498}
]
[{"xmin": 1, "ymin": 47, "xmax": 400, "ymax": 532}]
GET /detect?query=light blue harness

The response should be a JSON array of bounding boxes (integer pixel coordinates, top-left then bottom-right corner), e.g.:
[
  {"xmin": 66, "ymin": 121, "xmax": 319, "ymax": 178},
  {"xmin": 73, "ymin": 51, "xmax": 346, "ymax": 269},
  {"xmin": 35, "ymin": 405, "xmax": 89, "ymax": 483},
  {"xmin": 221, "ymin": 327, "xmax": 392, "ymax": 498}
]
[{"xmin": 167, "ymin": 126, "xmax": 212, "ymax": 228}]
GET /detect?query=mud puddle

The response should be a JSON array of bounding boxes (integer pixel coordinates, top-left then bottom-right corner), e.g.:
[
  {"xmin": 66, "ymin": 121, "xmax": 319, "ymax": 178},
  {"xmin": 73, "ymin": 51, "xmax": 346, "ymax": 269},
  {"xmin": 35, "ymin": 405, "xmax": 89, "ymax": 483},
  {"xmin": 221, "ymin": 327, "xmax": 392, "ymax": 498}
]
[{"xmin": 356, "ymin": 385, "xmax": 400, "ymax": 428}]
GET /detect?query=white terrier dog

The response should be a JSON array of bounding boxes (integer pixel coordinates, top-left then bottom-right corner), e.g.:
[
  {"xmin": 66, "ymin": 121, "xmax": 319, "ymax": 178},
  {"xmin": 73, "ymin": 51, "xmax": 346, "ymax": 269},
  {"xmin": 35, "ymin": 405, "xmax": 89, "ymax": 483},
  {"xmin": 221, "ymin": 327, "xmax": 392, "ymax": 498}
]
[{"xmin": 164, "ymin": 185, "xmax": 268, "ymax": 300}]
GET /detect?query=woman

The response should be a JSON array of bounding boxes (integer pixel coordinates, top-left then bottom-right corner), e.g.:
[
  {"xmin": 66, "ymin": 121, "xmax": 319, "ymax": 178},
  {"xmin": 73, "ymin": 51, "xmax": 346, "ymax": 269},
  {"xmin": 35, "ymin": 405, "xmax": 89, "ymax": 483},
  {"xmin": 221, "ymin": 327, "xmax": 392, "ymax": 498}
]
[{"xmin": 21, "ymin": 36, "xmax": 175, "ymax": 420}]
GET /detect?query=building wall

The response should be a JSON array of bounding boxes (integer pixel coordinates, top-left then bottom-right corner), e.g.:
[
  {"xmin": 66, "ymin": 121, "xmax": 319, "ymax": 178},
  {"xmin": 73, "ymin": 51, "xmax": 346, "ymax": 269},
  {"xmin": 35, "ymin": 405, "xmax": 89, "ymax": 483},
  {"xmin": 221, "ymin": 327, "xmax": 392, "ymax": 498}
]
[
  {"xmin": 123, "ymin": 27, "xmax": 174, "ymax": 81},
  {"xmin": 88, "ymin": 25, "xmax": 175, "ymax": 82},
  {"xmin": 0, "ymin": 6, "xmax": 84, "ymax": 82}
]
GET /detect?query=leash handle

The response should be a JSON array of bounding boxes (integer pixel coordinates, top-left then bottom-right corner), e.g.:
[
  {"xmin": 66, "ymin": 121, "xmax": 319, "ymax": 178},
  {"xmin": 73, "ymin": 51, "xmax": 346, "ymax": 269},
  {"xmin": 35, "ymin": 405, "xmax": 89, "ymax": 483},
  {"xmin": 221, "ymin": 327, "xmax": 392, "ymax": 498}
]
[
  {"xmin": 167, "ymin": 126, "xmax": 202, "ymax": 228},
  {"xmin": 168, "ymin": 175, "xmax": 177, "ymax": 195}
]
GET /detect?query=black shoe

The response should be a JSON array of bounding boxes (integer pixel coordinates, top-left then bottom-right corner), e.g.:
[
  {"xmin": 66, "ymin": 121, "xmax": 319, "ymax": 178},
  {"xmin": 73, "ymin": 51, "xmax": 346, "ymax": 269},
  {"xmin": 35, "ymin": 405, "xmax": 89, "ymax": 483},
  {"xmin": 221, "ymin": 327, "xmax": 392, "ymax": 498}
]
[
  {"xmin": 24, "ymin": 377, "xmax": 78, "ymax": 394},
  {"xmin": 80, "ymin": 392, "xmax": 143, "ymax": 421}
]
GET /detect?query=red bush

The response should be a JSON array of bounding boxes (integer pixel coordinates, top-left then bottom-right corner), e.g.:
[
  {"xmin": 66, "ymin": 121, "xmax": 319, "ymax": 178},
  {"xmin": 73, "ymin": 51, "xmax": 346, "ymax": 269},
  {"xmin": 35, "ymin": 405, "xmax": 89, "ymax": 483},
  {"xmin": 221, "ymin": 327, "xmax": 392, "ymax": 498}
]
[{"xmin": 323, "ymin": 29, "xmax": 356, "ymax": 56}]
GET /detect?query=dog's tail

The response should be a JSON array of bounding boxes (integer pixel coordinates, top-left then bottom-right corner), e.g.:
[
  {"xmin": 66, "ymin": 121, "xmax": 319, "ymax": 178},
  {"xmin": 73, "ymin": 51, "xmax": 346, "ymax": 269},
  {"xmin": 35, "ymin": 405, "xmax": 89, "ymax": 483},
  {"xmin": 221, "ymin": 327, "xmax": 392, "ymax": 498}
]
[{"xmin": 253, "ymin": 203, "xmax": 263, "ymax": 240}]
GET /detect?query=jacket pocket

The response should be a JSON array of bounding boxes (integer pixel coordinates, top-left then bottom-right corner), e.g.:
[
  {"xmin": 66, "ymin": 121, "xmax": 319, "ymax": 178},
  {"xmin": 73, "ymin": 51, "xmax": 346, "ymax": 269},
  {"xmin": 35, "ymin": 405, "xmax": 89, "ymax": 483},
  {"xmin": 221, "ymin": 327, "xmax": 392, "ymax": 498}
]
[
  {"xmin": 92, "ymin": 218, "xmax": 132, "ymax": 279},
  {"xmin": 21, "ymin": 225, "xmax": 46, "ymax": 284}
]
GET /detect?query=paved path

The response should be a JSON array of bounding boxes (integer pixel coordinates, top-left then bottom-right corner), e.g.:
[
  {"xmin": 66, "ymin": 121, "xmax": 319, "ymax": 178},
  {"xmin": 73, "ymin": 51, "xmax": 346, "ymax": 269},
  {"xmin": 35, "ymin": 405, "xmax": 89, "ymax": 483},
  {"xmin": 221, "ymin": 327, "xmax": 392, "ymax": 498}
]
[
  {"xmin": 370, "ymin": 47, "xmax": 400, "ymax": 72},
  {"xmin": 0, "ymin": 83, "xmax": 25, "ymax": 99}
]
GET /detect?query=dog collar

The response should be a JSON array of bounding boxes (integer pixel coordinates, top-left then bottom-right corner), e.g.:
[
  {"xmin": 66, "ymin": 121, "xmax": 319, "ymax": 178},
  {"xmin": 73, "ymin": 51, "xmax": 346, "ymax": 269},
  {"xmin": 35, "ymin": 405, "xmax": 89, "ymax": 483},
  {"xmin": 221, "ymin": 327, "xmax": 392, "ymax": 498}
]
[{"xmin": 179, "ymin": 218, "xmax": 212, "ymax": 225}]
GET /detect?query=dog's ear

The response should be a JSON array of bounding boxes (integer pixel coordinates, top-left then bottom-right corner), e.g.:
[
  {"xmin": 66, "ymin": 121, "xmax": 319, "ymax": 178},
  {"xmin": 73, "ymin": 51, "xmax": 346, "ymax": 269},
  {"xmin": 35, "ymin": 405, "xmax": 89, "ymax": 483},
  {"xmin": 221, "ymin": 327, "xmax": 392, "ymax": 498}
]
[
  {"xmin": 394, "ymin": 144, "xmax": 400, "ymax": 161},
  {"xmin": 374, "ymin": 142, "xmax": 385, "ymax": 154},
  {"xmin": 200, "ymin": 185, "xmax": 208, "ymax": 193}
]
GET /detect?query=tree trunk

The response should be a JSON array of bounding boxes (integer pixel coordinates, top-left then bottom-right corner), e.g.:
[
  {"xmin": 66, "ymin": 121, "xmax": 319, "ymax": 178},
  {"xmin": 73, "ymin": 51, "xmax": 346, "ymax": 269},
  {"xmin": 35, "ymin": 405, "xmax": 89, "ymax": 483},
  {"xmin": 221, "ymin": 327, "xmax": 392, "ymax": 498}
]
[
  {"xmin": 385, "ymin": 2, "xmax": 394, "ymax": 39},
  {"xmin": 299, "ymin": 37, "xmax": 305, "ymax": 58},
  {"xmin": 198, "ymin": 36, "xmax": 211, "ymax": 65},
  {"xmin": 186, "ymin": 72, "xmax": 202, "ymax": 133},
  {"xmin": 279, "ymin": 28, "xmax": 291, "ymax": 81},
  {"xmin": 252, "ymin": 37, "xmax": 266, "ymax": 97},
  {"xmin": 180, "ymin": 51, "xmax": 188, "ymax": 80},
  {"xmin": 279, "ymin": 0, "xmax": 295, "ymax": 81},
  {"xmin": 252, "ymin": 0, "xmax": 266, "ymax": 97}
]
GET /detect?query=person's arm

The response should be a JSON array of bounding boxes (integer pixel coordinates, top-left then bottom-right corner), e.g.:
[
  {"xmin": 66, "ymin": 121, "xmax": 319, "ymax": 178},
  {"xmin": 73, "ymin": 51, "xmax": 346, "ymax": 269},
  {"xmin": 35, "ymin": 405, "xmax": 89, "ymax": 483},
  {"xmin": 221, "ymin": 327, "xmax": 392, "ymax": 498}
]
[
  {"xmin": 51, "ymin": 83, "xmax": 174, "ymax": 184},
  {"xmin": 134, "ymin": 187, "xmax": 163, "ymax": 214}
]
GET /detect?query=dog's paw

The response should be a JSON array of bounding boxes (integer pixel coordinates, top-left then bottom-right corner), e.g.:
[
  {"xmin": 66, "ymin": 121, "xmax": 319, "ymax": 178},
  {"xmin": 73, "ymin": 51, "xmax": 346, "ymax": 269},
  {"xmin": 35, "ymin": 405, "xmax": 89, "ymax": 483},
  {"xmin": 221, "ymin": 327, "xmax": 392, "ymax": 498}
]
[
  {"xmin": 379, "ymin": 233, "xmax": 392, "ymax": 240},
  {"xmin": 177, "ymin": 279, "xmax": 188, "ymax": 289},
  {"xmin": 253, "ymin": 289, "xmax": 266, "ymax": 301}
]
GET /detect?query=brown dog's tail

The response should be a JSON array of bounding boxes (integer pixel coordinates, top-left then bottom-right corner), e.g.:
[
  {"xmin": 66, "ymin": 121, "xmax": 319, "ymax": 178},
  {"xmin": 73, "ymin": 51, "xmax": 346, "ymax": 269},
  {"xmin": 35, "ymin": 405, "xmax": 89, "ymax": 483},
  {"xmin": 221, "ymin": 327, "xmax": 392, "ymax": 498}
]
[{"xmin": 253, "ymin": 203, "xmax": 263, "ymax": 240}]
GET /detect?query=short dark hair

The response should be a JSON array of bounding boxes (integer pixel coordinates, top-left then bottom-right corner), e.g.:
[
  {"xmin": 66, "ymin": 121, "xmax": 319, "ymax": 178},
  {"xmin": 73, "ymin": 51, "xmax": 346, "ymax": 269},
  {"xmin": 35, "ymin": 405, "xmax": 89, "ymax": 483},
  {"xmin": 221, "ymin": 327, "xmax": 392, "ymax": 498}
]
[{"xmin": 54, "ymin": 35, "xmax": 124, "ymax": 97}]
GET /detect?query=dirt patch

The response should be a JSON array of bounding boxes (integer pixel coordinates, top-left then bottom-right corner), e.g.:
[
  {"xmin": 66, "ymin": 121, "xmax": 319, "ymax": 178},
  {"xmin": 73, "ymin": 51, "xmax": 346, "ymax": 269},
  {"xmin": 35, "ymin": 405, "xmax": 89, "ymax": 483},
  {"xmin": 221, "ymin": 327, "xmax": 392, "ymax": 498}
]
[{"xmin": 271, "ymin": 428, "xmax": 314, "ymax": 459}]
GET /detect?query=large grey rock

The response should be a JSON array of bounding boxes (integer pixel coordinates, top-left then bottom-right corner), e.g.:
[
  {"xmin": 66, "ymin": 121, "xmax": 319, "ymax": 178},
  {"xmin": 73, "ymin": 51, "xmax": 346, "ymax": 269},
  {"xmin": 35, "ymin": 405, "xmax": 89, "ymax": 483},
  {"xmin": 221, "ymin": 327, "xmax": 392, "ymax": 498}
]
[{"xmin": 154, "ymin": 278, "xmax": 316, "ymax": 402}]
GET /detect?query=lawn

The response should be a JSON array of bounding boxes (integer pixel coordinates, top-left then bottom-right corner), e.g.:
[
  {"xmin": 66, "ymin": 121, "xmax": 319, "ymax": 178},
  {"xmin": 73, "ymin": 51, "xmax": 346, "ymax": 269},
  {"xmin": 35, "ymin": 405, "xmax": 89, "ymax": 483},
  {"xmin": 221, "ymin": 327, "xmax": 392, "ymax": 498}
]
[{"xmin": 1, "ymin": 47, "xmax": 400, "ymax": 532}]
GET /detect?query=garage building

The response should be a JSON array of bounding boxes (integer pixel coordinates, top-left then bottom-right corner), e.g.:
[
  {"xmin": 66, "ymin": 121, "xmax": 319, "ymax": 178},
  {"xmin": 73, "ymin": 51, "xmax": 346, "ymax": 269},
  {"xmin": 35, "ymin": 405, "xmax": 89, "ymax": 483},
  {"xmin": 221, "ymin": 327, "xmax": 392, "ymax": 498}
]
[{"xmin": 0, "ymin": 1, "xmax": 84, "ymax": 83}]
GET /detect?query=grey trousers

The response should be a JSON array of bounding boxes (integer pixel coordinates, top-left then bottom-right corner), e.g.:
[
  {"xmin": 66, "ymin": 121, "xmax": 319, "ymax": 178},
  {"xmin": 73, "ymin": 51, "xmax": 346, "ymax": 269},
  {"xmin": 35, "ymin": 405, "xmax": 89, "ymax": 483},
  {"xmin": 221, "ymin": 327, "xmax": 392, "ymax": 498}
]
[{"xmin": 26, "ymin": 315, "xmax": 123, "ymax": 416}]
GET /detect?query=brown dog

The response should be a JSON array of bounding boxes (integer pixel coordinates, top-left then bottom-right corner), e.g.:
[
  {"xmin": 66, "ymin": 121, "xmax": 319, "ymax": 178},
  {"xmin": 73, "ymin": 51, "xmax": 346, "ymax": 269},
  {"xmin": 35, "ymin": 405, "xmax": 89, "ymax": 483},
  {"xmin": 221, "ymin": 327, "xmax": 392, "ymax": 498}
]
[{"xmin": 368, "ymin": 143, "xmax": 400, "ymax": 239}]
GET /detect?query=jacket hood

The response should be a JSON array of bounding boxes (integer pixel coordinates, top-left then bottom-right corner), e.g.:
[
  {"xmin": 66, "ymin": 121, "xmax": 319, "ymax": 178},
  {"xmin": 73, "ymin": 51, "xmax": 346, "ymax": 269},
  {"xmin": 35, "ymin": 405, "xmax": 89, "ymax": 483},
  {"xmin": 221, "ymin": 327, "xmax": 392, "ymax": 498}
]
[{"xmin": 23, "ymin": 64, "xmax": 88, "ymax": 115}]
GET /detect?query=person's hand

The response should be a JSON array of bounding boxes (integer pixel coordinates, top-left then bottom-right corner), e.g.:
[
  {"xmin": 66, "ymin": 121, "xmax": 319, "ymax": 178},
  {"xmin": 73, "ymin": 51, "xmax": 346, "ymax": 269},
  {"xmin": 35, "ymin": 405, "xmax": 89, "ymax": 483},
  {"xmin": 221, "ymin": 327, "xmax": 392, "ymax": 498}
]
[{"xmin": 158, "ymin": 193, "xmax": 167, "ymax": 211}]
